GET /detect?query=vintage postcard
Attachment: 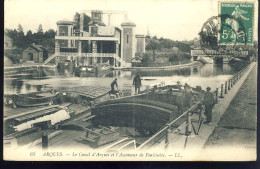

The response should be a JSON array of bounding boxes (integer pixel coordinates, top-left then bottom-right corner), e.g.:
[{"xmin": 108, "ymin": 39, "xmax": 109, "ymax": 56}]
[{"xmin": 3, "ymin": 0, "xmax": 258, "ymax": 161}]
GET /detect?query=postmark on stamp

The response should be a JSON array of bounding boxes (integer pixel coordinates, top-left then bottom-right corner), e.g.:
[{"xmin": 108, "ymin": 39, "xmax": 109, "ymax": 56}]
[{"xmin": 218, "ymin": 1, "xmax": 254, "ymax": 45}]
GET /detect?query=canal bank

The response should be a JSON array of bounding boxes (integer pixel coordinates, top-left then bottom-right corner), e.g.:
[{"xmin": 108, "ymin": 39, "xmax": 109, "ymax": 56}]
[
  {"xmin": 120, "ymin": 61, "xmax": 202, "ymax": 71},
  {"xmin": 204, "ymin": 64, "xmax": 257, "ymax": 150},
  {"xmin": 160, "ymin": 62, "xmax": 256, "ymax": 160}
]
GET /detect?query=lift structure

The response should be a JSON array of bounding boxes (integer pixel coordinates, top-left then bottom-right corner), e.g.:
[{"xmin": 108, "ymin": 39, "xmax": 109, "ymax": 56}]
[{"xmin": 81, "ymin": 10, "xmax": 128, "ymax": 26}]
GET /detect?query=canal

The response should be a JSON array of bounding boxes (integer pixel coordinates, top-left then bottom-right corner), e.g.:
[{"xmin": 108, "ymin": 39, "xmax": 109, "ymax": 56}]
[{"xmin": 4, "ymin": 63, "xmax": 248, "ymax": 95}]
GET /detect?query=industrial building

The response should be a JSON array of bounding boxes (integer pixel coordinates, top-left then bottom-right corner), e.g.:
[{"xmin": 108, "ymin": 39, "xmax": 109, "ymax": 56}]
[
  {"xmin": 46, "ymin": 10, "xmax": 145, "ymax": 67},
  {"xmin": 22, "ymin": 44, "xmax": 49, "ymax": 63}
]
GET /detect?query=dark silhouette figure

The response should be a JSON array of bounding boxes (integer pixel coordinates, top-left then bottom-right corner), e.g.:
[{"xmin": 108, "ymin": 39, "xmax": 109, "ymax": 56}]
[
  {"xmin": 133, "ymin": 74, "xmax": 142, "ymax": 94},
  {"xmin": 110, "ymin": 78, "xmax": 118, "ymax": 94}
]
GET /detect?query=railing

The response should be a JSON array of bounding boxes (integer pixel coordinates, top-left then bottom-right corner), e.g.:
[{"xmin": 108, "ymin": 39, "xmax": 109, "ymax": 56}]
[
  {"xmin": 56, "ymin": 51, "xmax": 127, "ymax": 66},
  {"xmin": 137, "ymin": 101, "xmax": 202, "ymax": 150},
  {"xmin": 83, "ymin": 53, "xmax": 117, "ymax": 58},
  {"xmin": 58, "ymin": 52, "xmax": 117, "ymax": 58},
  {"xmin": 60, "ymin": 47, "xmax": 78, "ymax": 53},
  {"xmin": 137, "ymin": 63, "xmax": 252, "ymax": 150},
  {"xmin": 132, "ymin": 60, "xmax": 191, "ymax": 67},
  {"xmin": 43, "ymin": 54, "xmax": 57, "ymax": 65}
]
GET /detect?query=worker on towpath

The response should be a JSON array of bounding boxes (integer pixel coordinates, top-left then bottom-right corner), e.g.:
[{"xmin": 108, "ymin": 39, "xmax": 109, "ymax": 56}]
[
  {"xmin": 203, "ymin": 87, "xmax": 215, "ymax": 125},
  {"xmin": 110, "ymin": 78, "xmax": 118, "ymax": 94},
  {"xmin": 133, "ymin": 74, "xmax": 142, "ymax": 94}
]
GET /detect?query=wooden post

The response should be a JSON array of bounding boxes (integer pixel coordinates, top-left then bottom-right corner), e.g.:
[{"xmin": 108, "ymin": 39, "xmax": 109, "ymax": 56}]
[
  {"xmin": 228, "ymin": 79, "xmax": 231, "ymax": 90},
  {"xmin": 219, "ymin": 84, "xmax": 224, "ymax": 98},
  {"xmin": 42, "ymin": 131, "xmax": 48, "ymax": 150},
  {"xmin": 185, "ymin": 112, "xmax": 192, "ymax": 136},
  {"xmin": 198, "ymin": 103, "xmax": 204, "ymax": 121},
  {"xmin": 224, "ymin": 81, "xmax": 227, "ymax": 94},
  {"xmin": 215, "ymin": 88, "xmax": 218, "ymax": 103}
]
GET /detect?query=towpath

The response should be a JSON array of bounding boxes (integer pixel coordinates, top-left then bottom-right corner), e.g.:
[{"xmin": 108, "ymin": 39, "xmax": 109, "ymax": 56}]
[
  {"xmin": 160, "ymin": 62, "xmax": 257, "ymax": 160},
  {"xmin": 204, "ymin": 64, "xmax": 257, "ymax": 149}
]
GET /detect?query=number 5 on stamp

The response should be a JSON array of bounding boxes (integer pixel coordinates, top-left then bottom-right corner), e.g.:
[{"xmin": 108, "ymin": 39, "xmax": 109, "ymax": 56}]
[{"xmin": 219, "ymin": 1, "xmax": 255, "ymax": 44}]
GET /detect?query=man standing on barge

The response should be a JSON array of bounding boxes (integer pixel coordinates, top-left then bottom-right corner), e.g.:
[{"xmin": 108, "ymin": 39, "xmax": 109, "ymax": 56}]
[
  {"xmin": 111, "ymin": 78, "xmax": 118, "ymax": 94},
  {"xmin": 133, "ymin": 74, "xmax": 142, "ymax": 94}
]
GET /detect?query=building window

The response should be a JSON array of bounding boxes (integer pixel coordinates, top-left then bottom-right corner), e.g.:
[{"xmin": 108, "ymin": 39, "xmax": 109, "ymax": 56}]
[{"xmin": 127, "ymin": 33, "xmax": 129, "ymax": 45}]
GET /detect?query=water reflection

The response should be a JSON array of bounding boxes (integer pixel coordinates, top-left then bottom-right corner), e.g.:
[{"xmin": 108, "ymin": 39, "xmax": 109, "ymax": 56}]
[{"xmin": 4, "ymin": 63, "xmax": 248, "ymax": 95}]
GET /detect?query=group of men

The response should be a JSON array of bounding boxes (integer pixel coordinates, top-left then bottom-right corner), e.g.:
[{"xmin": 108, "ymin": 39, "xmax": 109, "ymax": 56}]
[
  {"xmin": 110, "ymin": 74, "xmax": 142, "ymax": 95},
  {"xmin": 110, "ymin": 77, "xmax": 215, "ymax": 125},
  {"xmin": 181, "ymin": 83, "xmax": 215, "ymax": 125}
]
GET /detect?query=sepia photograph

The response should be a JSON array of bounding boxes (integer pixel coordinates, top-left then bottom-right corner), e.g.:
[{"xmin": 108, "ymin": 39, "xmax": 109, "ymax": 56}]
[{"xmin": 3, "ymin": 0, "xmax": 258, "ymax": 161}]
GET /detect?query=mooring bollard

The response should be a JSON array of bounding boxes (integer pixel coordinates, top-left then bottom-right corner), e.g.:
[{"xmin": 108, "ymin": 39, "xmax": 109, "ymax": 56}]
[
  {"xmin": 185, "ymin": 112, "xmax": 192, "ymax": 136},
  {"xmin": 215, "ymin": 88, "xmax": 218, "ymax": 103},
  {"xmin": 224, "ymin": 81, "xmax": 227, "ymax": 94},
  {"xmin": 219, "ymin": 84, "xmax": 224, "ymax": 98},
  {"xmin": 228, "ymin": 80, "xmax": 231, "ymax": 90},
  {"xmin": 42, "ymin": 131, "xmax": 48, "ymax": 150}
]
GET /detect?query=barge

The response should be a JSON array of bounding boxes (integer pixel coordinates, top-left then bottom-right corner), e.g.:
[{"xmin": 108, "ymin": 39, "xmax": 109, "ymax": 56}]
[{"xmin": 4, "ymin": 83, "xmax": 205, "ymax": 151}]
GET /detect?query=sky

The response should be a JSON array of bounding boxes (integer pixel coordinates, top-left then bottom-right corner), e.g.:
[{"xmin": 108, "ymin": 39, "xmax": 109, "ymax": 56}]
[{"xmin": 4, "ymin": 0, "xmax": 258, "ymax": 41}]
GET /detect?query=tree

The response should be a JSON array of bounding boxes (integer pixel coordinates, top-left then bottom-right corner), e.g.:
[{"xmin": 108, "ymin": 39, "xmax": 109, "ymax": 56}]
[
  {"xmin": 35, "ymin": 24, "xmax": 44, "ymax": 43},
  {"xmin": 146, "ymin": 39, "xmax": 161, "ymax": 62},
  {"xmin": 26, "ymin": 30, "xmax": 33, "ymax": 38},
  {"xmin": 73, "ymin": 12, "xmax": 80, "ymax": 31},
  {"xmin": 17, "ymin": 24, "xmax": 24, "ymax": 34},
  {"xmin": 45, "ymin": 29, "xmax": 56, "ymax": 39},
  {"xmin": 141, "ymin": 53, "xmax": 153, "ymax": 62},
  {"xmin": 37, "ymin": 24, "xmax": 43, "ymax": 33}
]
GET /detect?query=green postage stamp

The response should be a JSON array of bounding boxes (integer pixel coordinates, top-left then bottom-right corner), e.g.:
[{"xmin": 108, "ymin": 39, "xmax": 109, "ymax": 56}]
[{"xmin": 219, "ymin": 1, "xmax": 254, "ymax": 44}]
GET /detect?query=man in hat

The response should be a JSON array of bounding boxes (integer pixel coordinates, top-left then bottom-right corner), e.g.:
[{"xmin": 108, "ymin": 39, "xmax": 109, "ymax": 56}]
[
  {"xmin": 133, "ymin": 74, "xmax": 142, "ymax": 94},
  {"xmin": 203, "ymin": 87, "xmax": 215, "ymax": 125}
]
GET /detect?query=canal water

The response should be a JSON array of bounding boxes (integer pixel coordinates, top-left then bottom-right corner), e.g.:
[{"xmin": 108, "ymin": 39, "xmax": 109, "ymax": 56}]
[{"xmin": 4, "ymin": 63, "xmax": 247, "ymax": 95}]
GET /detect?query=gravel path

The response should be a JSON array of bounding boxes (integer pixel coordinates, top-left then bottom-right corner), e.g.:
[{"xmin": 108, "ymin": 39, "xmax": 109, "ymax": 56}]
[{"xmin": 204, "ymin": 65, "xmax": 257, "ymax": 148}]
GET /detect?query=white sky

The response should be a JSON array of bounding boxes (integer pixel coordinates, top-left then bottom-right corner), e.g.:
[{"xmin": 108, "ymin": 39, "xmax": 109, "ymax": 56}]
[{"xmin": 4, "ymin": 0, "xmax": 258, "ymax": 41}]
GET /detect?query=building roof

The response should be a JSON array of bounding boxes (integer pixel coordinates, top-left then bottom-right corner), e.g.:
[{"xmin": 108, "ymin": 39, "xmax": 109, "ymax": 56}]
[
  {"xmin": 132, "ymin": 56, "xmax": 142, "ymax": 60},
  {"xmin": 26, "ymin": 44, "xmax": 49, "ymax": 52},
  {"xmin": 57, "ymin": 19, "xmax": 73, "ymax": 25},
  {"xmin": 4, "ymin": 34, "xmax": 13, "ymax": 41},
  {"xmin": 121, "ymin": 19, "xmax": 136, "ymax": 27}
]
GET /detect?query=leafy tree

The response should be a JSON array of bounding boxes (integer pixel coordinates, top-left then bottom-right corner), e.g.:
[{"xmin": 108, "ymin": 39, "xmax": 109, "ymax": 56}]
[
  {"xmin": 37, "ymin": 24, "xmax": 43, "ymax": 33},
  {"xmin": 73, "ymin": 12, "xmax": 80, "ymax": 31},
  {"xmin": 17, "ymin": 24, "xmax": 24, "ymax": 34},
  {"xmin": 35, "ymin": 24, "xmax": 44, "ymax": 43},
  {"xmin": 141, "ymin": 53, "xmax": 153, "ymax": 62},
  {"xmin": 45, "ymin": 29, "xmax": 56, "ymax": 39},
  {"xmin": 146, "ymin": 39, "xmax": 161, "ymax": 62}
]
